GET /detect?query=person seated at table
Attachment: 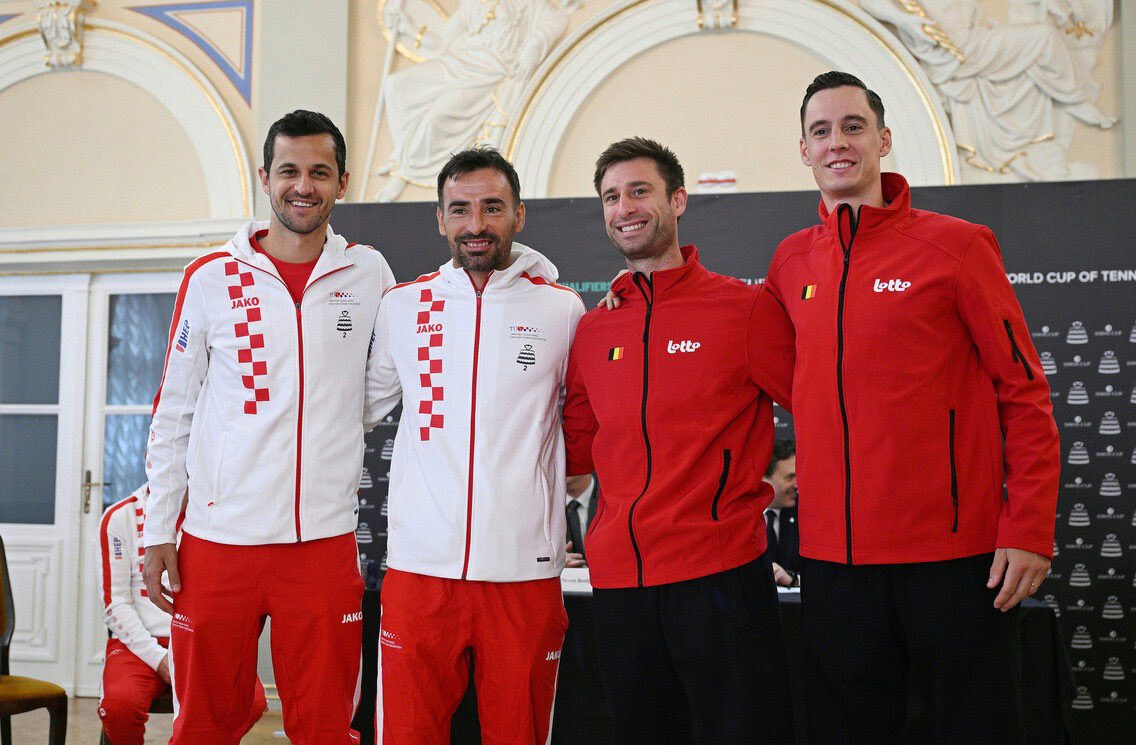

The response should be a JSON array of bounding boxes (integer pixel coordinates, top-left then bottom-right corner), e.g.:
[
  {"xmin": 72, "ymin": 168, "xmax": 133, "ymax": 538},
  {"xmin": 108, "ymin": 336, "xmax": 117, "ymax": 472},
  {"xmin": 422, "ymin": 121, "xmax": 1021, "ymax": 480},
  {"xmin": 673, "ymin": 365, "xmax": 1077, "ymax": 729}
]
[
  {"xmin": 565, "ymin": 473, "xmax": 599, "ymax": 569},
  {"xmin": 98, "ymin": 484, "xmax": 266, "ymax": 745},
  {"xmin": 762, "ymin": 439, "xmax": 800, "ymax": 587}
]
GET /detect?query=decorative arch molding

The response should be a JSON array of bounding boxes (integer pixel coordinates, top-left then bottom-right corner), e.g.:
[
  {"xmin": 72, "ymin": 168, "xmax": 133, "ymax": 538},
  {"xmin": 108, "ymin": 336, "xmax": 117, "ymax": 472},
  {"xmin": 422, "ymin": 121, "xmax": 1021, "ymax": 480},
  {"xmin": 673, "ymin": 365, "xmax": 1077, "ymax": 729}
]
[
  {"xmin": 0, "ymin": 18, "xmax": 251, "ymax": 219},
  {"xmin": 506, "ymin": 0, "xmax": 959, "ymax": 198}
]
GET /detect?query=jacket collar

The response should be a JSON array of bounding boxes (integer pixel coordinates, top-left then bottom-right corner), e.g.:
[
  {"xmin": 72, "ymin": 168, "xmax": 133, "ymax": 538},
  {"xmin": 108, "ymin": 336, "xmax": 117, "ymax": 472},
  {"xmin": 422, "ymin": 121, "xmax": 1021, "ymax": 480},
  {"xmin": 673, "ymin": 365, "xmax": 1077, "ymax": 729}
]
[
  {"xmin": 612, "ymin": 244, "xmax": 702, "ymax": 300},
  {"xmin": 438, "ymin": 242, "xmax": 559, "ymax": 293},
  {"xmin": 818, "ymin": 172, "xmax": 911, "ymax": 238},
  {"xmin": 228, "ymin": 220, "xmax": 354, "ymax": 280}
]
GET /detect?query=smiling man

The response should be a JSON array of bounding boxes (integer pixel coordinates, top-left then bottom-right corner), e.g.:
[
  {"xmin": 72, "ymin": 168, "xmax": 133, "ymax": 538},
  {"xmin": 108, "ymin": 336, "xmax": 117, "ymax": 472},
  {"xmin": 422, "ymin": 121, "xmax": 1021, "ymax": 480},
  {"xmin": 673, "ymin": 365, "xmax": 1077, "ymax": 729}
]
[
  {"xmin": 764, "ymin": 71, "xmax": 1060, "ymax": 744},
  {"xmin": 144, "ymin": 110, "xmax": 395, "ymax": 744},
  {"xmin": 562, "ymin": 138, "xmax": 796, "ymax": 743},
  {"xmin": 364, "ymin": 146, "xmax": 585, "ymax": 744}
]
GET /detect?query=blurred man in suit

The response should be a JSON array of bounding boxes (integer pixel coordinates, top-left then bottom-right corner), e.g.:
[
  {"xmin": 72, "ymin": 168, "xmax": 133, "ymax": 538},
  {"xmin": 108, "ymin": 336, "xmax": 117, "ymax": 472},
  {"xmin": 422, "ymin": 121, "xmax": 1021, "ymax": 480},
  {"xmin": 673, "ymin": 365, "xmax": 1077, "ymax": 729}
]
[
  {"xmin": 763, "ymin": 439, "xmax": 799, "ymax": 587},
  {"xmin": 565, "ymin": 473, "xmax": 598, "ymax": 568}
]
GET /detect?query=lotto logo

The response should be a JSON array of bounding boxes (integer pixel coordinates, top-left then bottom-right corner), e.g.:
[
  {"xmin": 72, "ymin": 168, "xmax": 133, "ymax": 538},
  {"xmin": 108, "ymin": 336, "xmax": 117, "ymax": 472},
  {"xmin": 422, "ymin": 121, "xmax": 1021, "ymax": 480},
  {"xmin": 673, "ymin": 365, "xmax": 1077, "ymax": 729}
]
[
  {"xmin": 872, "ymin": 278, "xmax": 911, "ymax": 292},
  {"xmin": 667, "ymin": 340, "xmax": 701, "ymax": 354}
]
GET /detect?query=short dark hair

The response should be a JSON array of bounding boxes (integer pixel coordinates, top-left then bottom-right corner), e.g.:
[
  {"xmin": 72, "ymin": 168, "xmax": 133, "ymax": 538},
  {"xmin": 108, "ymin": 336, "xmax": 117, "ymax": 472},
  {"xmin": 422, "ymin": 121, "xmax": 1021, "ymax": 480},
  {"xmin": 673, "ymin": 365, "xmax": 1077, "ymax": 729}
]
[
  {"xmin": 437, "ymin": 146, "xmax": 522, "ymax": 205},
  {"xmin": 593, "ymin": 137, "xmax": 685, "ymax": 198},
  {"xmin": 800, "ymin": 71, "xmax": 886, "ymax": 136},
  {"xmin": 765, "ymin": 439, "xmax": 796, "ymax": 478},
  {"xmin": 263, "ymin": 110, "xmax": 347, "ymax": 177}
]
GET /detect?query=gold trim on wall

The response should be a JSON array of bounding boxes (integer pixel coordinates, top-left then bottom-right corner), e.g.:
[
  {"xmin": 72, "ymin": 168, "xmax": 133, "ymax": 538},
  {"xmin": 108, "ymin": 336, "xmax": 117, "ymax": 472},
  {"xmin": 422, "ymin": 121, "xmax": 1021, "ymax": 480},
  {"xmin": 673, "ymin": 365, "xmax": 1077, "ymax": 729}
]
[
  {"xmin": 505, "ymin": 0, "xmax": 956, "ymax": 186},
  {"xmin": 0, "ymin": 21, "xmax": 252, "ymax": 218},
  {"xmin": 100, "ymin": 25, "xmax": 251, "ymax": 216}
]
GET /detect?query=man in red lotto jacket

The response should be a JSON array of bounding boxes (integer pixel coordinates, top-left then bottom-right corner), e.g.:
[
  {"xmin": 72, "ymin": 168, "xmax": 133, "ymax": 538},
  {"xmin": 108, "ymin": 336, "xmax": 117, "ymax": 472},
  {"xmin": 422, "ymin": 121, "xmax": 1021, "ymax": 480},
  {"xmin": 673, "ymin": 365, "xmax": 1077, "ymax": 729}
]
[
  {"xmin": 144, "ymin": 111, "xmax": 395, "ymax": 744},
  {"xmin": 764, "ymin": 71, "xmax": 1060, "ymax": 744},
  {"xmin": 562, "ymin": 138, "xmax": 796, "ymax": 743}
]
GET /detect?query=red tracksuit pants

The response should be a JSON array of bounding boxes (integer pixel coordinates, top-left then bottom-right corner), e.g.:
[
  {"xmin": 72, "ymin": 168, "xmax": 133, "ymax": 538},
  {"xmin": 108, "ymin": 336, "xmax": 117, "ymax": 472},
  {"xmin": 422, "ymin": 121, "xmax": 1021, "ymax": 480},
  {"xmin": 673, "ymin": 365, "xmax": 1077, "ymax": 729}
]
[
  {"xmin": 170, "ymin": 532, "xmax": 364, "ymax": 745},
  {"xmin": 99, "ymin": 637, "xmax": 266, "ymax": 745},
  {"xmin": 377, "ymin": 569, "xmax": 568, "ymax": 745}
]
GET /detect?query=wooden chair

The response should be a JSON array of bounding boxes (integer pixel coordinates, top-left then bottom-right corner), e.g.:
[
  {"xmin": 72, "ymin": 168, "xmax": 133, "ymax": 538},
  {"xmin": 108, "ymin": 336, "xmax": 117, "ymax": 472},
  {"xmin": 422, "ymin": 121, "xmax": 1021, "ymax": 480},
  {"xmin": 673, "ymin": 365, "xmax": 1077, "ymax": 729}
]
[
  {"xmin": 0, "ymin": 533, "xmax": 68, "ymax": 745},
  {"xmin": 98, "ymin": 689, "xmax": 173, "ymax": 745}
]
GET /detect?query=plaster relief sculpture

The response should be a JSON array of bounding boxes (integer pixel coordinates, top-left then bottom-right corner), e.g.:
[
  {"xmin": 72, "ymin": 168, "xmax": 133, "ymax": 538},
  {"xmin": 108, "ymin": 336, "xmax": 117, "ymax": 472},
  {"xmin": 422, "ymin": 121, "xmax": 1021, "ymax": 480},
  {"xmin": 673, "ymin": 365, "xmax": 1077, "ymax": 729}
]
[
  {"xmin": 37, "ymin": 0, "xmax": 95, "ymax": 69},
  {"xmin": 862, "ymin": 0, "xmax": 1116, "ymax": 182},
  {"xmin": 373, "ymin": 0, "xmax": 578, "ymax": 202}
]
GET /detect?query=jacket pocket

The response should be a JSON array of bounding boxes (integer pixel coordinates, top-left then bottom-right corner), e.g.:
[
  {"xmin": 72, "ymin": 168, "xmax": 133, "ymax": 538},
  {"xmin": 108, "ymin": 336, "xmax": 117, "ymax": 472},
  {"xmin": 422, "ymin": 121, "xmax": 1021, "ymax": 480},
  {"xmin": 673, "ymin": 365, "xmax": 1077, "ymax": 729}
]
[
  {"xmin": 948, "ymin": 410, "xmax": 958, "ymax": 533},
  {"xmin": 1003, "ymin": 319, "xmax": 1034, "ymax": 381},
  {"xmin": 711, "ymin": 449, "xmax": 732, "ymax": 521},
  {"xmin": 587, "ymin": 491, "xmax": 605, "ymax": 536}
]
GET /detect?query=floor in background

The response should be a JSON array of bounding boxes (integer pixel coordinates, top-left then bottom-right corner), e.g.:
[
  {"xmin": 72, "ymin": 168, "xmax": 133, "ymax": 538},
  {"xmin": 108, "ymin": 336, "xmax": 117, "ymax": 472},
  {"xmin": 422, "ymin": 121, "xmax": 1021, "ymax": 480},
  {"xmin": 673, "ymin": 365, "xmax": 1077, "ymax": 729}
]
[{"xmin": 10, "ymin": 696, "xmax": 288, "ymax": 743}]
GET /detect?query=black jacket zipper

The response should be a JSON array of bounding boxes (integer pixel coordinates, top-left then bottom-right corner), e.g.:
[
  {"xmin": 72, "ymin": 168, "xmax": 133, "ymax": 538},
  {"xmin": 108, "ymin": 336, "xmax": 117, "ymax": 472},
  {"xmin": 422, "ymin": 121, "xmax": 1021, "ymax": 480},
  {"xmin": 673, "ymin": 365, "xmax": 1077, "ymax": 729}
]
[
  {"xmin": 629, "ymin": 273, "xmax": 655, "ymax": 587},
  {"xmin": 835, "ymin": 204, "xmax": 858, "ymax": 565},
  {"xmin": 710, "ymin": 449, "xmax": 732, "ymax": 521},
  {"xmin": 949, "ymin": 408, "xmax": 959, "ymax": 532},
  {"xmin": 1003, "ymin": 319, "xmax": 1035, "ymax": 381}
]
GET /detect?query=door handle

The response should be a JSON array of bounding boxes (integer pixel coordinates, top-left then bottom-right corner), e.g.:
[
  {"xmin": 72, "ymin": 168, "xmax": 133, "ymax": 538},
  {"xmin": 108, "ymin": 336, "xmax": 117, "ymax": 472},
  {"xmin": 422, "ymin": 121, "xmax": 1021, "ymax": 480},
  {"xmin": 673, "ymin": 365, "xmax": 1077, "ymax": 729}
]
[{"xmin": 82, "ymin": 469, "xmax": 111, "ymax": 514}]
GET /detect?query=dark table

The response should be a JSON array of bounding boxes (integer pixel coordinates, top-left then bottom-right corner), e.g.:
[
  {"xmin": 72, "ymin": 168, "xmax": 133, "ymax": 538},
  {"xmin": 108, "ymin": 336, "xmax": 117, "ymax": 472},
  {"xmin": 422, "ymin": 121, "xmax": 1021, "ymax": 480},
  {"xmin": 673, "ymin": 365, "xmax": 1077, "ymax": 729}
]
[{"xmin": 353, "ymin": 589, "xmax": 1074, "ymax": 744}]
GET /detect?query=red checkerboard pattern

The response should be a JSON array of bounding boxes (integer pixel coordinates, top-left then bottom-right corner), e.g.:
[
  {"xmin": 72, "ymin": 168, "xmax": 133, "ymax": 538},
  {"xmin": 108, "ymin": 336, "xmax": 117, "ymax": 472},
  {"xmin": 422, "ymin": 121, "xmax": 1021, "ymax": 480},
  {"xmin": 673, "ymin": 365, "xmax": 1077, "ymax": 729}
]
[
  {"xmin": 417, "ymin": 288, "xmax": 446, "ymax": 440},
  {"xmin": 134, "ymin": 506, "xmax": 148, "ymax": 595},
  {"xmin": 226, "ymin": 261, "xmax": 270, "ymax": 414}
]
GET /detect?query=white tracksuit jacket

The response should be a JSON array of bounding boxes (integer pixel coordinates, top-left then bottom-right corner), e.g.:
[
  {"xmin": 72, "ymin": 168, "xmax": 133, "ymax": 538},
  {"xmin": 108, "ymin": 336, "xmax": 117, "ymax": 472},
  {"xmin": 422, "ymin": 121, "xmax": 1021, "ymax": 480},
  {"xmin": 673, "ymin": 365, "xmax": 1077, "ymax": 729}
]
[
  {"xmin": 365, "ymin": 244, "xmax": 586, "ymax": 581},
  {"xmin": 145, "ymin": 220, "xmax": 396, "ymax": 547},
  {"xmin": 98, "ymin": 485, "xmax": 170, "ymax": 670}
]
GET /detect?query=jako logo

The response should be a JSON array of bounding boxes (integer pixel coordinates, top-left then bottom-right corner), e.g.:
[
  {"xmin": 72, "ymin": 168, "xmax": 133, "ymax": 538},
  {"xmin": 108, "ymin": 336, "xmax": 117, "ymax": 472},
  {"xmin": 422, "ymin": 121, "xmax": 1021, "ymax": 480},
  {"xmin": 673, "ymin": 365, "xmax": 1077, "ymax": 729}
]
[
  {"xmin": 417, "ymin": 323, "xmax": 443, "ymax": 334},
  {"xmin": 873, "ymin": 278, "xmax": 911, "ymax": 293},
  {"xmin": 667, "ymin": 340, "xmax": 701, "ymax": 353},
  {"xmin": 545, "ymin": 650, "xmax": 561, "ymax": 661},
  {"xmin": 341, "ymin": 612, "xmax": 363, "ymax": 623}
]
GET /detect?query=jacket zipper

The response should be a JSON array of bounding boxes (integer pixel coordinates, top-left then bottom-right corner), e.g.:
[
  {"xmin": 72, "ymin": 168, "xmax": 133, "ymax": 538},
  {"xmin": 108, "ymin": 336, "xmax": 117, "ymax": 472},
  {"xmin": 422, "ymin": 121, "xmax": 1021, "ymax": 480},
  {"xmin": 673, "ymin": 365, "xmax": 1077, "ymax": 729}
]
[
  {"xmin": 237, "ymin": 258, "xmax": 351, "ymax": 543},
  {"xmin": 949, "ymin": 408, "xmax": 958, "ymax": 533},
  {"xmin": 710, "ymin": 449, "xmax": 732, "ymax": 521},
  {"xmin": 835, "ymin": 204, "xmax": 858, "ymax": 565},
  {"xmin": 293, "ymin": 301, "xmax": 305, "ymax": 541},
  {"xmin": 461, "ymin": 273, "xmax": 491, "ymax": 579},
  {"xmin": 1003, "ymin": 319, "xmax": 1035, "ymax": 381},
  {"xmin": 629, "ymin": 273, "xmax": 655, "ymax": 587}
]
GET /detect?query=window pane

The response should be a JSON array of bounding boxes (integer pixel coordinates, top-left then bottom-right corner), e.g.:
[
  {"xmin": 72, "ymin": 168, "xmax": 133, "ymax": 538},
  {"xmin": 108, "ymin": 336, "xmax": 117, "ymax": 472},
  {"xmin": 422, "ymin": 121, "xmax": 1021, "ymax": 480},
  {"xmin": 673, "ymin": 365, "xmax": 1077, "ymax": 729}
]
[
  {"xmin": 106, "ymin": 293, "xmax": 176, "ymax": 406},
  {"xmin": 0, "ymin": 415, "xmax": 57, "ymax": 524},
  {"xmin": 103, "ymin": 414, "xmax": 151, "ymax": 509},
  {"xmin": 0, "ymin": 296, "xmax": 61, "ymax": 405}
]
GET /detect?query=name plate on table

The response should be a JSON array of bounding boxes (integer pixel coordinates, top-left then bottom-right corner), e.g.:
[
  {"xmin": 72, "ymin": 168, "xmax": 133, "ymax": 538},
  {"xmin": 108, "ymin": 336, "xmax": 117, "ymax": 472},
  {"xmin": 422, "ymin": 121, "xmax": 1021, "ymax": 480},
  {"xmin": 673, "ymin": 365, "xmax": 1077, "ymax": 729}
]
[{"xmin": 560, "ymin": 567, "xmax": 593, "ymax": 595}]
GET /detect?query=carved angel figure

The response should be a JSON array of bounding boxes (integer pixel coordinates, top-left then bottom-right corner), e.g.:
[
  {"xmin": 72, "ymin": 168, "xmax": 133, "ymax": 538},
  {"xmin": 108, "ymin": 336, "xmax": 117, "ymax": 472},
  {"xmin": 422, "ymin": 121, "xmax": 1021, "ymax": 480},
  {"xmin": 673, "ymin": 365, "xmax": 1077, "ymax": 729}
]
[
  {"xmin": 375, "ymin": 0, "xmax": 576, "ymax": 202},
  {"xmin": 862, "ymin": 0, "xmax": 1116, "ymax": 181}
]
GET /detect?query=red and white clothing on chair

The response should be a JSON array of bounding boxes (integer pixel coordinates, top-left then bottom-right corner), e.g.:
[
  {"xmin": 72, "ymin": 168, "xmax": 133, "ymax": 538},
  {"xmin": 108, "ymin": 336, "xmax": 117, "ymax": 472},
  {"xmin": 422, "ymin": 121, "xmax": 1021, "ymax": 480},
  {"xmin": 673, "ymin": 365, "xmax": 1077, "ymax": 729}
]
[{"xmin": 98, "ymin": 485, "xmax": 265, "ymax": 745}]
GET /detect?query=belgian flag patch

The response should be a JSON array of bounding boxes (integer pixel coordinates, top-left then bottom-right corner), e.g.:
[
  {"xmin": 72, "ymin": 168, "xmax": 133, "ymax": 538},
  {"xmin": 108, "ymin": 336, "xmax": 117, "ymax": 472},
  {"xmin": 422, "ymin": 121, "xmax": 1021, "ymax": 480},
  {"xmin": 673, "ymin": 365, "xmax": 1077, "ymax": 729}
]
[
  {"xmin": 608, "ymin": 346, "xmax": 624, "ymax": 361},
  {"xmin": 801, "ymin": 284, "xmax": 817, "ymax": 300}
]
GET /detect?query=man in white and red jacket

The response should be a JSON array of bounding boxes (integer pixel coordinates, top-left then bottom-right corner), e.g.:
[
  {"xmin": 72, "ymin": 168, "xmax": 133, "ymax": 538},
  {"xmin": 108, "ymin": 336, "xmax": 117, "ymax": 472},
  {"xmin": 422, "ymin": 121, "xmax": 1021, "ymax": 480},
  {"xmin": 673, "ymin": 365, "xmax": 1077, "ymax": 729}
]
[
  {"xmin": 562, "ymin": 138, "xmax": 796, "ymax": 744},
  {"xmin": 765, "ymin": 71, "xmax": 1060, "ymax": 744},
  {"xmin": 365, "ymin": 147, "xmax": 585, "ymax": 744},
  {"xmin": 144, "ymin": 111, "xmax": 395, "ymax": 744},
  {"xmin": 98, "ymin": 484, "xmax": 265, "ymax": 745}
]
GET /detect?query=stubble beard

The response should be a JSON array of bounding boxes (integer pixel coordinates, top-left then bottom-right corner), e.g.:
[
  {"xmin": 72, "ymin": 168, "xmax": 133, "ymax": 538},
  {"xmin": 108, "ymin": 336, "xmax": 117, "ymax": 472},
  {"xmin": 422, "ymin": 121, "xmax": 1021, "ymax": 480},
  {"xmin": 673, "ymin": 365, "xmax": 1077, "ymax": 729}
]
[
  {"xmin": 450, "ymin": 233, "xmax": 512, "ymax": 275},
  {"xmin": 271, "ymin": 195, "xmax": 329, "ymax": 236}
]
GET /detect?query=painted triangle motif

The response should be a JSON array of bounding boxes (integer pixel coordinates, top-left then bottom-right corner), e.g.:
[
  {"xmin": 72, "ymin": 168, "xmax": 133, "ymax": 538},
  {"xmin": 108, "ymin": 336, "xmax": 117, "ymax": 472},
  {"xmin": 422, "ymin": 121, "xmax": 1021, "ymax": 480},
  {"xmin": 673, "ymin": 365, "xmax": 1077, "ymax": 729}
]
[{"xmin": 129, "ymin": 1, "xmax": 253, "ymax": 103}]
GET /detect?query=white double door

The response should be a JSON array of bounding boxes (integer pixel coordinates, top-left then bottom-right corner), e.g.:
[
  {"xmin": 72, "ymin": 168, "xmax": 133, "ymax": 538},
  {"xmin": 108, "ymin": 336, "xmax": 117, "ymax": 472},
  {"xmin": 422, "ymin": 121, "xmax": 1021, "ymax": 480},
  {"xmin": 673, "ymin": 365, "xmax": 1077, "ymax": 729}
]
[{"xmin": 0, "ymin": 272, "xmax": 177, "ymax": 695}]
